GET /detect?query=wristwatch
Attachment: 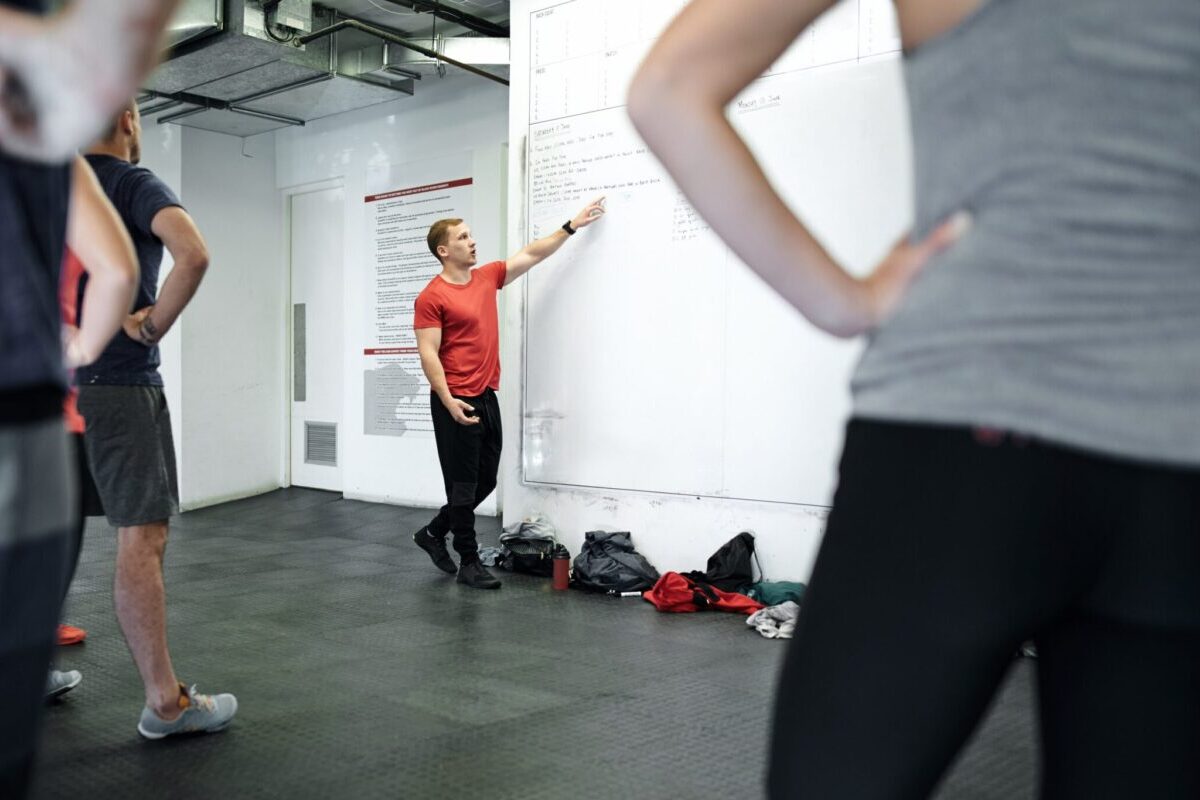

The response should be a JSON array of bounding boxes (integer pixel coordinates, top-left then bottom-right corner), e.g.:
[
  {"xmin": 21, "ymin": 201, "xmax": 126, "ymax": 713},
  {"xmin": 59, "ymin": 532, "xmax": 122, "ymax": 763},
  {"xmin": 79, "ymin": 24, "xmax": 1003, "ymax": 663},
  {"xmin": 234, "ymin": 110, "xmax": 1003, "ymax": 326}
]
[{"xmin": 561, "ymin": 220, "xmax": 576, "ymax": 235}]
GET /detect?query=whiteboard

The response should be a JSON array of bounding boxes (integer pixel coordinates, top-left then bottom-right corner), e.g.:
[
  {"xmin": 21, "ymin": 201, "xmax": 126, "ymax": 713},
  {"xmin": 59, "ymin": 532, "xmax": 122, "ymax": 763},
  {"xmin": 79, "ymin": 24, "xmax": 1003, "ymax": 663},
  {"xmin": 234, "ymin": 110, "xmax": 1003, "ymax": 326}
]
[{"xmin": 515, "ymin": 0, "xmax": 911, "ymax": 506}]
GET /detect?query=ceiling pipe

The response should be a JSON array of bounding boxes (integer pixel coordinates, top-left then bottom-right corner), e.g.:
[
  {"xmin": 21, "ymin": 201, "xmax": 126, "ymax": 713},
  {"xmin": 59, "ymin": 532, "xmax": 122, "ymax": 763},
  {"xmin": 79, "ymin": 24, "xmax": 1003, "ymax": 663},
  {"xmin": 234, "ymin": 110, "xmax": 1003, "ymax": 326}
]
[
  {"xmin": 369, "ymin": 0, "xmax": 508, "ymax": 38},
  {"xmin": 158, "ymin": 104, "xmax": 210, "ymax": 124},
  {"xmin": 297, "ymin": 18, "xmax": 509, "ymax": 87},
  {"xmin": 231, "ymin": 72, "xmax": 335, "ymax": 105},
  {"xmin": 228, "ymin": 106, "xmax": 306, "ymax": 126},
  {"xmin": 139, "ymin": 98, "xmax": 185, "ymax": 117}
]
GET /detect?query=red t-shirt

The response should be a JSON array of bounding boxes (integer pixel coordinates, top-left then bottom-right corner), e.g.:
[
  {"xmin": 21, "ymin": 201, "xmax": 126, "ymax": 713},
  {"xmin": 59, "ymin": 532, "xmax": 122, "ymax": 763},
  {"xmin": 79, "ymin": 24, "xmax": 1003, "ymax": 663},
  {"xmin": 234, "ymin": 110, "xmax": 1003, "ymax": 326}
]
[
  {"xmin": 413, "ymin": 260, "xmax": 507, "ymax": 397},
  {"xmin": 59, "ymin": 248, "xmax": 86, "ymax": 434}
]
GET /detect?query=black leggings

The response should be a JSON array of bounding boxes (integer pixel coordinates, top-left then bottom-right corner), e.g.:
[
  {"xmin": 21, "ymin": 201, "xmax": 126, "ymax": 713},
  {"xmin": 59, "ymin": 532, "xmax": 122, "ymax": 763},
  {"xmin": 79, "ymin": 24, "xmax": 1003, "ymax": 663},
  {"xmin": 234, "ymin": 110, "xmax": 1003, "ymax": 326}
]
[
  {"xmin": 62, "ymin": 433, "xmax": 92, "ymax": 603},
  {"xmin": 769, "ymin": 419, "xmax": 1200, "ymax": 800},
  {"xmin": 427, "ymin": 389, "xmax": 502, "ymax": 562}
]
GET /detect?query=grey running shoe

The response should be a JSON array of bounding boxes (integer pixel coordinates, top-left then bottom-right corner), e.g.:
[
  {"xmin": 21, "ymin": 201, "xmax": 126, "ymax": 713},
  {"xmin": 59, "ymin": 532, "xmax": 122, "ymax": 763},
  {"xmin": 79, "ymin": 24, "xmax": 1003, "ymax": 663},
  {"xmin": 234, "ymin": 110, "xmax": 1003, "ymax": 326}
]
[
  {"xmin": 457, "ymin": 560, "xmax": 502, "ymax": 590},
  {"xmin": 137, "ymin": 683, "xmax": 238, "ymax": 740},
  {"xmin": 413, "ymin": 526, "xmax": 457, "ymax": 574},
  {"xmin": 45, "ymin": 669, "xmax": 82, "ymax": 700}
]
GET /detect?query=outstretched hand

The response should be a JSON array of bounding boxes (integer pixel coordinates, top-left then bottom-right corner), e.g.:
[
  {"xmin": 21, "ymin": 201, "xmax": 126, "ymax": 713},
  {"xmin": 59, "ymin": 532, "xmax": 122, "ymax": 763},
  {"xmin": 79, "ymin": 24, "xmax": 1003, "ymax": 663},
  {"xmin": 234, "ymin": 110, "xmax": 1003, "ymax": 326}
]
[{"xmin": 571, "ymin": 197, "xmax": 607, "ymax": 230}]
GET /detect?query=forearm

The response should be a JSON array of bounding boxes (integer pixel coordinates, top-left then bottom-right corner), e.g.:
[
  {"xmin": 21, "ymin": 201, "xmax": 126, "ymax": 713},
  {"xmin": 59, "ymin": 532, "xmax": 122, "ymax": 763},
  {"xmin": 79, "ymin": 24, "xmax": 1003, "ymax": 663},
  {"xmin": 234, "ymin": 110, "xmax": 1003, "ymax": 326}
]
[
  {"xmin": 629, "ymin": 93, "xmax": 865, "ymax": 335},
  {"xmin": 419, "ymin": 352, "xmax": 454, "ymax": 407},
  {"xmin": 144, "ymin": 257, "xmax": 207, "ymax": 339},
  {"xmin": 523, "ymin": 229, "xmax": 570, "ymax": 263},
  {"xmin": 0, "ymin": 8, "xmax": 44, "ymax": 39},
  {"xmin": 628, "ymin": 0, "xmax": 867, "ymax": 334},
  {"xmin": 505, "ymin": 228, "xmax": 572, "ymax": 285},
  {"xmin": 77, "ymin": 270, "xmax": 135, "ymax": 359}
]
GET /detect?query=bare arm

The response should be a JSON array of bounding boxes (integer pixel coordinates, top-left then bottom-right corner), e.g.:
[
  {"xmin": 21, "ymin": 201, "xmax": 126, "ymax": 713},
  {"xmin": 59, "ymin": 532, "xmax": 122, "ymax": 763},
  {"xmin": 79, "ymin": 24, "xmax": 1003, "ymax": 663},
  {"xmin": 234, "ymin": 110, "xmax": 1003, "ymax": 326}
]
[
  {"xmin": 0, "ymin": 9, "xmax": 40, "ymax": 37},
  {"xmin": 0, "ymin": 0, "xmax": 183, "ymax": 162},
  {"xmin": 504, "ymin": 197, "xmax": 606, "ymax": 286},
  {"xmin": 126, "ymin": 206, "xmax": 209, "ymax": 344},
  {"xmin": 627, "ymin": 0, "xmax": 968, "ymax": 338},
  {"xmin": 895, "ymin": 1, "xmax": 985, "ymax": 49},
  {"xmin": 416, "ymin": 327, "xmax": 479, "ymax": 426},
  {"xmin": 65, "ymin": 155, "xmax": 138, "ymax": 367}
]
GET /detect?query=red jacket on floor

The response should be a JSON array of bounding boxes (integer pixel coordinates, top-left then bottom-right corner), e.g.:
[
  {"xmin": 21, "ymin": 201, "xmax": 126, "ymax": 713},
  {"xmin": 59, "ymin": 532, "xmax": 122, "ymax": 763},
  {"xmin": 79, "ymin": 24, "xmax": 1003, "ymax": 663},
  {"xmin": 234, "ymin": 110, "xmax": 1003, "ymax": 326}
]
[{"xmin": 643, "ymin": 572, "xmax": 765, "ymax": 615}]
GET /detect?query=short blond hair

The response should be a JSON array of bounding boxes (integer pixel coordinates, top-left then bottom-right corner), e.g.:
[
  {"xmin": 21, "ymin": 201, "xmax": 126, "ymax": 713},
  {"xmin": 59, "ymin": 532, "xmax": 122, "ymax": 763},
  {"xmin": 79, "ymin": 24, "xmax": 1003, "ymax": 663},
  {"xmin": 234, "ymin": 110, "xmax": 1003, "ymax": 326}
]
[{"xmin": 427, "ymin": 218, "xmax": 463, "ymax": 261}]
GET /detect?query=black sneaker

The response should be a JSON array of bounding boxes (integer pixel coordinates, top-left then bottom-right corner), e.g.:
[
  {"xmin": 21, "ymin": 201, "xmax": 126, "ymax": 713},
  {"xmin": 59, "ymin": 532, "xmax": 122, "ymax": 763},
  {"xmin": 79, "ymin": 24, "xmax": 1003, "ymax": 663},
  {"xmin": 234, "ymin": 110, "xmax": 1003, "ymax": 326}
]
[
  {"xmin": 457, "ymin": 560, "xmax": 502, "ymax": 590},
  {"xmin": 413, "ymin": 527, "xmax": 456, "ymax": 574}
]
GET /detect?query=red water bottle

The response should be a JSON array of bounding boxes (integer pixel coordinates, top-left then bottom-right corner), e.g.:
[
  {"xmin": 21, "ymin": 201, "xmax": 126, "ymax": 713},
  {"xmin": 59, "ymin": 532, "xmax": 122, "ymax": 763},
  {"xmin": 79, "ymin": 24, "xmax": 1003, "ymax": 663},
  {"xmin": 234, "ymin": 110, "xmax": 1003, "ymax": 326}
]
[{"xmin": 552, "ymin": 544, "xmax": 570, "ymax": 591}]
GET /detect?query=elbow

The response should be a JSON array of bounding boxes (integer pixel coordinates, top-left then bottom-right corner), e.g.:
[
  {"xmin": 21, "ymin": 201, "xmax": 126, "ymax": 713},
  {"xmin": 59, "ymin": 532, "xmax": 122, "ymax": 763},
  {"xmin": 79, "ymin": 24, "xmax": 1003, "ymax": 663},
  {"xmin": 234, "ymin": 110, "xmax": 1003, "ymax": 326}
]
[
  {"xmin": 112, "ymin": 252, "xmax": 139, "ymax": 294},
  {"xmin": 116, "ymin": 249, "xmax": 139, "ymax": 283},
  {"xmin": 628, "ymin": 61, "xmax": 711, "ymax": 149},
  {"xmin": 192, "ymin": 241, "xmax": 211, "ymax": 273},
  {"xmin": 627, "ymin": 63, "xmax": 671, "ymax": 141},
  {"xmin": 181, "ymin": 244, "xmax": 210, "ymax": 278},
  {"xmin": 118, "ymin": 265, "xmax": 138, "ymax": 293}
]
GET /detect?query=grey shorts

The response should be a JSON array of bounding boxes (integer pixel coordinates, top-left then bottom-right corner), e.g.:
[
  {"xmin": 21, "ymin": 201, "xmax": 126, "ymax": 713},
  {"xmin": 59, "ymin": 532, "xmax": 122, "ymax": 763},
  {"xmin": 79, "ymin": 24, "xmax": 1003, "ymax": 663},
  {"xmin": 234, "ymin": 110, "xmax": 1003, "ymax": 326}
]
[{"xmin": 77, "ymin": 385, "xmax": 179, "ymax": 527}]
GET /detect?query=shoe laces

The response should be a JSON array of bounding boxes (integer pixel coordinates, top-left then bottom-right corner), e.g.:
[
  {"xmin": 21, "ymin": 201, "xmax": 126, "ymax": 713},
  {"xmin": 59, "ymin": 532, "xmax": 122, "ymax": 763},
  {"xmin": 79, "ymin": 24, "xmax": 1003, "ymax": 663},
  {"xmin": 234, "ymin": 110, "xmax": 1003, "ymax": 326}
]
[{"xmin": 185, "ymin": 685, "xmax": 216, "ymax": 713}]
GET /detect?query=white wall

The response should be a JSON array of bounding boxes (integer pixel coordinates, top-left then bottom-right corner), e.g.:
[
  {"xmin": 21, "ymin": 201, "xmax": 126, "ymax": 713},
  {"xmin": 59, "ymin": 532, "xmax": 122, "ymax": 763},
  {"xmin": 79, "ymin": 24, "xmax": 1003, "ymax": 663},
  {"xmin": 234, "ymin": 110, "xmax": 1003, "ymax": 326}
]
[
  {"xmin": 275, "ymin": 72, "xmax": 509, "ymax": 511},
  {"xmin": 177, "ymin": 128, "xmax": 286, "ymax": 509},
  {"xmin": 134, "ymin": 118, "xmax": 286, "ymax": 513}
]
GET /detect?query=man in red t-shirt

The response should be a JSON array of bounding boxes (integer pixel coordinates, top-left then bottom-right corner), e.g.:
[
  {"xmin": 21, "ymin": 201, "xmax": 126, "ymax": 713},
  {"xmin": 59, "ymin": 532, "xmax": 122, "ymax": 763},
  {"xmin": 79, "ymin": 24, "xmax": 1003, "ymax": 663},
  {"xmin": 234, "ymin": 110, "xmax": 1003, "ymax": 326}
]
[{"xmin": 412, "ymin": 198, "xmax": 606, "ymax": 589}]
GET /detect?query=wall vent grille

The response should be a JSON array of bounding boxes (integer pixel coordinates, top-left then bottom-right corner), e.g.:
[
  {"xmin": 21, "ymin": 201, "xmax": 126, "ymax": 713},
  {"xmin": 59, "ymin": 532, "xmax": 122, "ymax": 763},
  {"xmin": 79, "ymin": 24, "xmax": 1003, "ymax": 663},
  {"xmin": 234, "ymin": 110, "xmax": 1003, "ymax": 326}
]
[{"xmin": 304, "ymin": 421, "xmax": 337, "ymax": 466}]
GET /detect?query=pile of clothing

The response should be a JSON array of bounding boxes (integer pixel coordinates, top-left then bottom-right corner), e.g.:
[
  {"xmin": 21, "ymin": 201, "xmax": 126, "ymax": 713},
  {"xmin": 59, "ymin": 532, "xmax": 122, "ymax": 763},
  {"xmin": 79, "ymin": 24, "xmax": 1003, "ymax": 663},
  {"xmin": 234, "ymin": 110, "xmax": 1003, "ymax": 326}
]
[
  {"xmin": 641, "ymin": 531, "xmax": 806, "ymax": 638},
  {"xmin": 495, "ymin": 515, "xmax": 806, "ymax": 640}
]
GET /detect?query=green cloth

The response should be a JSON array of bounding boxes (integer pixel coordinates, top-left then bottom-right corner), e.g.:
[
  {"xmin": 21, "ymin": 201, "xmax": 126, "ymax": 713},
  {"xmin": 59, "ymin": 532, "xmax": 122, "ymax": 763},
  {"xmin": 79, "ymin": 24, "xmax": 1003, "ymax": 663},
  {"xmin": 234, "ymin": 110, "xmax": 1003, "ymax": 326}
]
[{"xmin": 746, "ymin": 581, "xmax": 806, "ymax": 606}]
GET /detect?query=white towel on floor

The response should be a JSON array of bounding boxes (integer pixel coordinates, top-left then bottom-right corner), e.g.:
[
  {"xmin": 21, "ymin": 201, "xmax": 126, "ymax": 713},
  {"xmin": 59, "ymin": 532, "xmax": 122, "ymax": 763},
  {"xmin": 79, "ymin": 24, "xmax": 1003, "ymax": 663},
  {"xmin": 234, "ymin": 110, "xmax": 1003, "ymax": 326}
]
[{"xmin": 747, "ymin": 601, "xmax": 800, "ymax": 639}]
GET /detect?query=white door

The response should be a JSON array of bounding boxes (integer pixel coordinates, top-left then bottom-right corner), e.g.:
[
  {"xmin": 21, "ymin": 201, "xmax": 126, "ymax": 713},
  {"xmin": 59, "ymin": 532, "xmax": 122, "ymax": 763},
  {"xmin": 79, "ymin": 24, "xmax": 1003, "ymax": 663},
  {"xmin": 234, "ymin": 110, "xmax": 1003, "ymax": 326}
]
[{"xmin": 290, "ymin": 186, "xmax": 345, "ymax": 491}]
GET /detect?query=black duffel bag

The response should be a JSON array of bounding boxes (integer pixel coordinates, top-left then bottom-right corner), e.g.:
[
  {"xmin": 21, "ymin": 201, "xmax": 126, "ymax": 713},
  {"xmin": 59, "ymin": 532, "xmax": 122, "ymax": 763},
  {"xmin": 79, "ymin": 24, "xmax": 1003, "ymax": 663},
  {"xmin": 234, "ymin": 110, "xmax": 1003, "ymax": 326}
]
[{"xmin": 572, "ymin": 531, "xmax": 660, "ymax": 594}]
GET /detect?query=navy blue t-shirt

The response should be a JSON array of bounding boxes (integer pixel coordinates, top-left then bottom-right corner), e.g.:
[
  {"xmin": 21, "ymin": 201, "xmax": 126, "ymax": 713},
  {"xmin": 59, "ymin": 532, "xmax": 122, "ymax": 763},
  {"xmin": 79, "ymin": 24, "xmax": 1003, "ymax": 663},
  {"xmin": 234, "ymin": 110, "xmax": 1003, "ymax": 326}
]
[
  {"xmin": 75, "ymin": 155, "xmax": 182, "ymax": 386},
  {"xmin": 0, "ymin": 154, "xmax": 71, "ymax": 415},
  {"xmin": 0, "ymin": 0, "xmax": 71, "ymax": 422}
]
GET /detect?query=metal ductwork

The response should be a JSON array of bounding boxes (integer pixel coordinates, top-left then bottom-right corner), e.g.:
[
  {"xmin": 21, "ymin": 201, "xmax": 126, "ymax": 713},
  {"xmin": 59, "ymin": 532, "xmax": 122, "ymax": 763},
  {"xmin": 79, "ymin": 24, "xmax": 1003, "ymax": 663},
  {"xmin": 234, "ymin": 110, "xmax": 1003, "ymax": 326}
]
[
  {"xmin": 141, "ymin": 0, "xmax": 510, "ymax": 138},
  {"xmin": 164, "ymin": 0, "xmax": 226, "ymax": 49},
  {"xmin": 341, "ymin": 37, "xmax": 508, "ymax": 87}
]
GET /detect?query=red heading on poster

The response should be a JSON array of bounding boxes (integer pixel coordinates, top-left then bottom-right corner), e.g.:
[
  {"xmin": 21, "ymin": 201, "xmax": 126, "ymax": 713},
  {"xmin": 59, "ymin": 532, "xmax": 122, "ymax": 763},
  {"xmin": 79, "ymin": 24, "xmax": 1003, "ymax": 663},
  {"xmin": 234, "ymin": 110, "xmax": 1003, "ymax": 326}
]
[
  {"xmin": 364, "ymin": 178, "xmax": 473, "ymax": 203},
  {"xmin": 364, "ymin": 347, "xmax": 418, "ymax": 356}
]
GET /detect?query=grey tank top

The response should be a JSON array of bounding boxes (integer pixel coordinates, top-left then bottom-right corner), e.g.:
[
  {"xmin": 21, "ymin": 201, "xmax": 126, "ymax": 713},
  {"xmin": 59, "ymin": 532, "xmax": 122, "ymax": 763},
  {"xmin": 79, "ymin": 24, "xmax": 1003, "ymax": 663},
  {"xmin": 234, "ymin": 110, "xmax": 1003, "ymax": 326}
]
[{"xmin": 851, "ymin": 0, "xmax": 1200, "ymax": 466}]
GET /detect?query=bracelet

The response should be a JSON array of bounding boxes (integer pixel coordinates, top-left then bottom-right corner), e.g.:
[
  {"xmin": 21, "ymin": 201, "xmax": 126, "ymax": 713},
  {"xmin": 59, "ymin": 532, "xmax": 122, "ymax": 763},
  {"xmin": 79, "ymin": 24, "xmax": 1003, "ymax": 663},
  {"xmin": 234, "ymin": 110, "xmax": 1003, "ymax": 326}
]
[{"xmin": 561, "ymin": 220, "xmax": 576, "ymax": 235}]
